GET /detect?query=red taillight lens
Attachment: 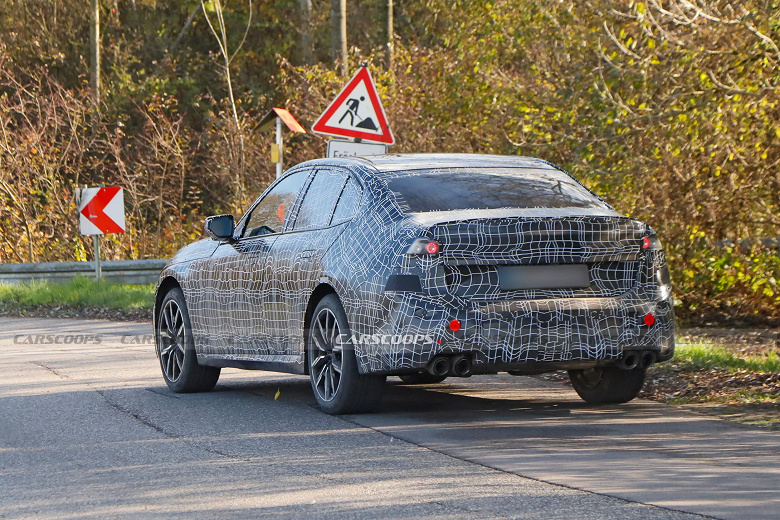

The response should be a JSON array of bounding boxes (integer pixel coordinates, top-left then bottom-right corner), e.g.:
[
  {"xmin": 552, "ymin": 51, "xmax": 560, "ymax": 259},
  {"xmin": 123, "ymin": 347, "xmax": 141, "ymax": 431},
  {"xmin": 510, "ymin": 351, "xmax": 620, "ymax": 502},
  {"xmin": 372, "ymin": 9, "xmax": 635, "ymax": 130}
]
[
  {"xmin": 642, "ymin": 237, "xmax": 651, "ymax": 249},
  {"xmin": 448, "ymin": 319, "xmax": 461, "ymax": 332},
  {"xmin": 644, "ymin": 313, "xmax": 655, "ymax": 326},
  {"xmin": 405, "ymin": 238, "xmax": 441, "ymax": 255}
]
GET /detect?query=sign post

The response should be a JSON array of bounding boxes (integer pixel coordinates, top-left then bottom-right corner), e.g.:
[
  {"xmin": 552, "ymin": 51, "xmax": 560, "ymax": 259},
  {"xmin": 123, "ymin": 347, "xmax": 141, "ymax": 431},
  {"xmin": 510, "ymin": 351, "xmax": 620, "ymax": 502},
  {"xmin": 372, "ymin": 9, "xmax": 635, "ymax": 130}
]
[
  {"xmin": 259, "ymin": 108, "xmax": 306, "ymax": 178},
  {"xmin": 276, "ymin": 116, "xmax": 283, "ymax": 178},
  {"xmin": 93, "ymin": 235, "xmax": 101, "ymax": 281},
  {"xmin": 77, "ymin": 186, "xmax": 126, "ymax": 281}
]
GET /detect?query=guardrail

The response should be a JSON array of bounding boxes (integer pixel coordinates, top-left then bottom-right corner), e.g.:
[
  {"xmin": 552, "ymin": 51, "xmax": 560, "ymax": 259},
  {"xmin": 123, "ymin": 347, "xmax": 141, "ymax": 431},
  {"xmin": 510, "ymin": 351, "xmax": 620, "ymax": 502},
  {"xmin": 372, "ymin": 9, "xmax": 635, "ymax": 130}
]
[{"xmin": 0, "ymin": 259, "xmax": 168, "ymax": 285}]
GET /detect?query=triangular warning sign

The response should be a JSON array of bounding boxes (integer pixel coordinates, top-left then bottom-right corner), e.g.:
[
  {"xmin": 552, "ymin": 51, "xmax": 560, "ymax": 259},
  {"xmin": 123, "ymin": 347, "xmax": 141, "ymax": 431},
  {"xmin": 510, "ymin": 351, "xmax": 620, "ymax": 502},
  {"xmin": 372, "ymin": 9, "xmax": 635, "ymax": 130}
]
[{"xmin": 312, "ymin": 67, "xmax": 395, "ymax": 145}]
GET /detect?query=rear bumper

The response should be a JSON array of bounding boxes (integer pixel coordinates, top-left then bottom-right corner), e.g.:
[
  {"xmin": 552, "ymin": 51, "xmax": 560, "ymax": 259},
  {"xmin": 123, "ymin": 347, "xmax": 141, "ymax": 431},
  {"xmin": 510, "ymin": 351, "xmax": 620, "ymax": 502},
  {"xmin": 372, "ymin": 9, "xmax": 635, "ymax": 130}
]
[{"xmin": 353, "ymin": 293, "xmax": 675, "ymax": 374}]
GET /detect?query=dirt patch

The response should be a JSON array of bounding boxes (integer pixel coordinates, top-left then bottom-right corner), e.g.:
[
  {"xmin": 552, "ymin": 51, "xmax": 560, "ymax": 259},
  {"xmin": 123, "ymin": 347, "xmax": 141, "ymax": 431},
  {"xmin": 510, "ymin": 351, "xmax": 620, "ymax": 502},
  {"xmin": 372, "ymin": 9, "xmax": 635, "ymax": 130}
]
[{"xmin": 0, "ymin": 304, "xmax": 151, "ymax": 323}]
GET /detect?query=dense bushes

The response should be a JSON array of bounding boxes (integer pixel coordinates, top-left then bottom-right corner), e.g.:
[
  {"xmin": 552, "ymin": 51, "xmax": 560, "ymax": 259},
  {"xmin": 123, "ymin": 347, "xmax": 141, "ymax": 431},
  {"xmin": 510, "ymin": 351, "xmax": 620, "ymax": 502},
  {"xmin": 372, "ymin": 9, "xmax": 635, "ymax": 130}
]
[{"xmin": 0, "ymin": 1, "xmax": 778, "ymax": 323}]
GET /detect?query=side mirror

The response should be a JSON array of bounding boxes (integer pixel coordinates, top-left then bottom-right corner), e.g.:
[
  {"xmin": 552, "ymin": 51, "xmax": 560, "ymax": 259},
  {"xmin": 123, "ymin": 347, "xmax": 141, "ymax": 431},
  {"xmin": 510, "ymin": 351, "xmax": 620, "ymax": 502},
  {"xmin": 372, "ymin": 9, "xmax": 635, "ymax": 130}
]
[{"xmin": 205, "ymin": 214, "xmax": 235, "ymax": 241}]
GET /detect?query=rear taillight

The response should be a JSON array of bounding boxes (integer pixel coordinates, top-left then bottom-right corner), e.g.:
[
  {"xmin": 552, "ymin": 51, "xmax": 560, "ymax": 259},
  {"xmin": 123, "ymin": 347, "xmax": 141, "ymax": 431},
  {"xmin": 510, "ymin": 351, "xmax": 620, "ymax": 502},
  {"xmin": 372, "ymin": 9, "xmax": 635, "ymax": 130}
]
[
  {"xmin": 642, "ymin": 234, "xmax": 662, "ymax": 250},
  {"xmin": 405, "ymin": 238, "xmax": 441, "ymax": 256}
]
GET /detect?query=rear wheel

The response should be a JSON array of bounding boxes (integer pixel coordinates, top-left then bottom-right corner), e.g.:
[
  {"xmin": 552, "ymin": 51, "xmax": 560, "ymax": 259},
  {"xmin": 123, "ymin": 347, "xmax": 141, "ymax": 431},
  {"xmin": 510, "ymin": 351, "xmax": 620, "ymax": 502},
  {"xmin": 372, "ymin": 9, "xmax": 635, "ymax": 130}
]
[
  {"xmin": 156, "ymin": 288, "xmax": 220, "ymax": 393},
  {"xmin": 568, "ymin": 366, "xmax": 645, "ymax": 404},
  {"xmin": 307, "ymin": 294, "xmax": 385, "ymax": 414},
  {"xmin": 398, "ymin": 373, "xmax": 447, "ymax": 385}
]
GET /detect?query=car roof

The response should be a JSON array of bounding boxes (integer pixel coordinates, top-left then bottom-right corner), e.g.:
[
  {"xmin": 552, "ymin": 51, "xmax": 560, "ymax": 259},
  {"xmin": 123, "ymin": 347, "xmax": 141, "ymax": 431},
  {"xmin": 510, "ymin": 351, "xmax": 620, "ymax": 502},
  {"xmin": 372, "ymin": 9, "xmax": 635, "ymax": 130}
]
[
  {"xmin": 294, "ymin": 153, "xmax": 560, "ymax": 174},
  {"xmin": 357, "ymin": 153, "xmax": 558, "ymax": 173}
]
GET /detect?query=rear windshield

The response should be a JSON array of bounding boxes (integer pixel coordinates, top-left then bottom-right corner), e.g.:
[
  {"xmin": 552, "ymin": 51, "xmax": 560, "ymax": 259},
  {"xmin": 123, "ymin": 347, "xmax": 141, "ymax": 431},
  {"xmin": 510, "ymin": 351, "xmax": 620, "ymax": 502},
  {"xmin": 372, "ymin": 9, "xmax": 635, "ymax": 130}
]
[{"xmin": 385, "ymin": 168, "xmax": 607, "ymax": 213}]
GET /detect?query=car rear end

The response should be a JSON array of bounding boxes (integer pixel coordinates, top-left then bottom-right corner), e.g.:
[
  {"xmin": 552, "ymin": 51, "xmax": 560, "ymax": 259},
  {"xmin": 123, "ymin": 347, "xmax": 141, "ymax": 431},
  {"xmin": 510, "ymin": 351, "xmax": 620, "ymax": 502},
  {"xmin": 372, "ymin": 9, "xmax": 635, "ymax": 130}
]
[{"xmin": 370, "ymin": 163, "xmax": 674, "ymax": 376}]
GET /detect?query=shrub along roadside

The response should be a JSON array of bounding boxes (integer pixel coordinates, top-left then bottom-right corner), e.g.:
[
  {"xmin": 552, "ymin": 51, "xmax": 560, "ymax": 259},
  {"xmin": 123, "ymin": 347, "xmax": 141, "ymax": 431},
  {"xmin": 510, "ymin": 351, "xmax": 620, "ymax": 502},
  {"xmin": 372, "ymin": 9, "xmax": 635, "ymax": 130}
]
[{"xmin": 0, "ymin": 277, "xmax": 154, "ymax": 322}]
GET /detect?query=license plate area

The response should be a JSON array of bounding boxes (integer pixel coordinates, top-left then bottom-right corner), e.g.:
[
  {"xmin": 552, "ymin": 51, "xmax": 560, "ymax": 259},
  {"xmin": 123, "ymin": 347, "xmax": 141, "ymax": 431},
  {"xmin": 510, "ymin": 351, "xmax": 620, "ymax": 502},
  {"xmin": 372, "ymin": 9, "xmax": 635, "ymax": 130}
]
[{"xmin": 497, "ymin": 264, "xmax": 590, "ymax": 291}]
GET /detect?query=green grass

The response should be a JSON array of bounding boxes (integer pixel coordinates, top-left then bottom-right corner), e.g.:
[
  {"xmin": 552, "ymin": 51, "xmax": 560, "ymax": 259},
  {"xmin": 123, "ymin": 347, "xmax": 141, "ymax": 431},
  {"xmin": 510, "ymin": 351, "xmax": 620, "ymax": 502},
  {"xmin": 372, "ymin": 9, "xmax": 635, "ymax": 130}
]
[
  {"xmin": 0, "ymin": 276, "xmax": 155, "ymax": 311},
  {"xmin": 671, "ymin": 343, "xmax": 780, "ymax": 373}
]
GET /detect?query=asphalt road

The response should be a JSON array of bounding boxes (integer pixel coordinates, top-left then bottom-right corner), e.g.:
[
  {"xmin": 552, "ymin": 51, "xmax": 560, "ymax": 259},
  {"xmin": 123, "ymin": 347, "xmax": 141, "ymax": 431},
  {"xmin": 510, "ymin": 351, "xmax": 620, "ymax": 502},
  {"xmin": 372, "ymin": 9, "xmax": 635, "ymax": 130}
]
[{"xmin": 1, "ymin": 317, "xmax": 778, "ymax": 520}]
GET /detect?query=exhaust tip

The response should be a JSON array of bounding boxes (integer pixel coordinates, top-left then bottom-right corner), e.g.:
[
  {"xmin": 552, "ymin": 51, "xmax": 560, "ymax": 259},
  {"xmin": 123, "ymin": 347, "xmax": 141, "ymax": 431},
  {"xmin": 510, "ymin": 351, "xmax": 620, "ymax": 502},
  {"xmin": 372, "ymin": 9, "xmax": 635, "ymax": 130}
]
[
  {"xmin": 640, "ymin": 350, "xmax": 657, "ymax": 369},
  {"xmin": 451, "ymin": 354, "xmax": 472, "ymax": 377},
  {"xmin": 621, "ymin": 351, "xmax": 640, "ymax": 370},
  {"xmin": 429, "ymin": 356, "xmax": 450, "ymax": 377}
]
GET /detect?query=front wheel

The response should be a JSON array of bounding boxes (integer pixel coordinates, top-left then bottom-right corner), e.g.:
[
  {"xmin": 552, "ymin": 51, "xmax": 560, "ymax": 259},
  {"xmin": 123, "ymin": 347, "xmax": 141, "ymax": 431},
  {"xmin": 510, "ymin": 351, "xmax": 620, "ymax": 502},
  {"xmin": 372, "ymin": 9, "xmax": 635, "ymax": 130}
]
[
  {"xmin": 156, "ymin": 288, "xmax": 220, "ymax": 393},
  {"xmin": 568, "ymin": 366, "xmax": 645, "ymax": 404},
  {"xmin": 307, "ymin": 294, "xmax": 385, "ymax": 414}
]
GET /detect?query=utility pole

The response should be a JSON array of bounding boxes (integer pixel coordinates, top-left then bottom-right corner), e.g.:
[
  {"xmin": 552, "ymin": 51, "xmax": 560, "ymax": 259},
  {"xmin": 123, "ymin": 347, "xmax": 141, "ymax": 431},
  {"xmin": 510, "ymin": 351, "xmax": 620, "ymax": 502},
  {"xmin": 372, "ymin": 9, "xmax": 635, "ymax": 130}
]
[
  {"xmin": 299, "ymin": 0, "xmax": 313, "ymax": 65},
  {"xmin": 386, "ymin": 0, "xmax": 393, "ymax": 70},
  {"xmin": 90, "ymin": 0, "xmax": 101, "ymax": 102},
  {"xmin": 331, "ymin": 0, "xmax": 347, "ymax": 76}
]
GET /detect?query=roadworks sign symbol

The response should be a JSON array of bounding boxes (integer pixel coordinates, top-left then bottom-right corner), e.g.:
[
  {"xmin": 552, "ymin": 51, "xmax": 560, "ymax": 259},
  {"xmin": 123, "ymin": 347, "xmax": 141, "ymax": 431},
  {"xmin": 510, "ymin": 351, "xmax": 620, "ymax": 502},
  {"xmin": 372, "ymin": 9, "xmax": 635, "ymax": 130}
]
[{"xmin": 312, "ymin": 66, "xmax": 395, "ymax": 145}]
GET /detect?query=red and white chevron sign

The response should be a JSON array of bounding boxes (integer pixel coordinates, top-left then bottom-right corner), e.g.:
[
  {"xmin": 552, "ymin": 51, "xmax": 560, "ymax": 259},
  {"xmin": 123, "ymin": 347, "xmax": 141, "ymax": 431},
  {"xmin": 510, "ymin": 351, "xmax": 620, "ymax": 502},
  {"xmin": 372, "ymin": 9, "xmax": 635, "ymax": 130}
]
[{"xmin": 78, "ymin": 187, "xmax": 126, "ymax": 235}]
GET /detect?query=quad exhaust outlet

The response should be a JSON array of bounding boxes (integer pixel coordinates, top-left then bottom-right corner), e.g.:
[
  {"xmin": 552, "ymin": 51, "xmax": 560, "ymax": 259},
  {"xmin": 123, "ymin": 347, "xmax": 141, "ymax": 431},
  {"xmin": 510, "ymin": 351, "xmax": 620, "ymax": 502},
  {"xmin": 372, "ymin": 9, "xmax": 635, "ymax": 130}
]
[
  {"xmin": 617, "ymin": 350, "xmax": 658, "ymax": 370},
  {"xmin": 427, "ymin": 354, "xmax": 472, "ymax": 377}
]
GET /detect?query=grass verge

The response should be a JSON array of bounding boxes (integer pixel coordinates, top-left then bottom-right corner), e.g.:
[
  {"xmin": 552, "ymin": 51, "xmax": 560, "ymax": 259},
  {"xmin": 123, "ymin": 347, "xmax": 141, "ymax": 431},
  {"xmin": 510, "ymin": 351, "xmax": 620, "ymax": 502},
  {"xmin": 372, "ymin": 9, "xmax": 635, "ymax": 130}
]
[
  {"xmin": 0, "ymin": 277, "xmax": 154, "ymax": 321},
  {"xmin": 641, "ymin": 339, "xmax": 780, "ymax": 429}
]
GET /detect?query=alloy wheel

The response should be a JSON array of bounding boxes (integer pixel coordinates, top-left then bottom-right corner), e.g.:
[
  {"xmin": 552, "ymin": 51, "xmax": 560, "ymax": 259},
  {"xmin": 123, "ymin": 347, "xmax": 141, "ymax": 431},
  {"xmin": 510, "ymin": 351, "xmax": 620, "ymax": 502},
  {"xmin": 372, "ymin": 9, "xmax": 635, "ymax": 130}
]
[
  {"xmin": 158, "ymin": 299, "xmax": 186, "ymax": 383},
  {"xmin": 309, "ymin": 308, "xmax": 343, "ymax": 402}
]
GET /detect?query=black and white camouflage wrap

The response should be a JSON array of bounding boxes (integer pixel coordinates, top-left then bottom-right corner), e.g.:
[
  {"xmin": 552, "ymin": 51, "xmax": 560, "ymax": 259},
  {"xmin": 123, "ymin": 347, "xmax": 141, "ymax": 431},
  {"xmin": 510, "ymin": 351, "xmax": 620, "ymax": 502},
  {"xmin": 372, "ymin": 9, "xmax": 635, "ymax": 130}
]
[{"xmin": 155, "ymin": 154, "xmax": 675, "ymax": 376}]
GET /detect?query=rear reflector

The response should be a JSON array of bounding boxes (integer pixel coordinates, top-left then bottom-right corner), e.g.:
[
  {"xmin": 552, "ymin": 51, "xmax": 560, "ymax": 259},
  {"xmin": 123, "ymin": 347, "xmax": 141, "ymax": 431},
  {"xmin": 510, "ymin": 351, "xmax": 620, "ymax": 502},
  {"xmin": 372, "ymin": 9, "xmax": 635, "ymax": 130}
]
[
  {"xmin": 448, "ymin": 319, "xmax": 461, "ymax": 332},
  {"xmin": 644, "ymin": 313, "xmax": 655, "ymax": 326}
]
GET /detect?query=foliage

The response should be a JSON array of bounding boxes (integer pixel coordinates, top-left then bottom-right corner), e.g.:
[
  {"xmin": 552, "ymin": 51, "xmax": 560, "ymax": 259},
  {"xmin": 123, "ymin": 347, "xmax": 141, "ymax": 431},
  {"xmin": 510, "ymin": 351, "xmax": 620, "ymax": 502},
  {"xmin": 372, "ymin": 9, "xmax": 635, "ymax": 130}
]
[
  {"xmin": 0, "ymin": 0, "xmax": 778, "ymax": 323},
  {"xmin": 0, "ymin": 277, "xmax": 154, "ymax": 310}
]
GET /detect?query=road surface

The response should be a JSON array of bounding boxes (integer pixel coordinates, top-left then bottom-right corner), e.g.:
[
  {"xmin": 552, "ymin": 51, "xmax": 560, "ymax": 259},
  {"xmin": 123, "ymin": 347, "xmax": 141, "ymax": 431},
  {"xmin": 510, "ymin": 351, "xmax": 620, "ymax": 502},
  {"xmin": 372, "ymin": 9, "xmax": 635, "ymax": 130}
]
[{"xmin": 1, "ymin": 317, "xmax": 778, "ymax": 519}]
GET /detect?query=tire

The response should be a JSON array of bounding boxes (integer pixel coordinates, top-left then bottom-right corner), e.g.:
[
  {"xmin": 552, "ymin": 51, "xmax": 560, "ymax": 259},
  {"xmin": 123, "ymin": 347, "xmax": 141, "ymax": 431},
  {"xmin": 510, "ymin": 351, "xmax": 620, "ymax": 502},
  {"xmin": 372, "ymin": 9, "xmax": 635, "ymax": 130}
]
[
  {"xmin": 307, "ymin": 294, "xmax": 386, "ymax": 414},
  {"xmin": 398, "ymin": 373, "xmax": 448, "ymax": 385},
  {"xmin": 568, "ymin": 366, "xmax": 646, "ymax": 404},
  {"xmin": 156, "ymin": 288, "xmax": 220, "ymax": 393}
]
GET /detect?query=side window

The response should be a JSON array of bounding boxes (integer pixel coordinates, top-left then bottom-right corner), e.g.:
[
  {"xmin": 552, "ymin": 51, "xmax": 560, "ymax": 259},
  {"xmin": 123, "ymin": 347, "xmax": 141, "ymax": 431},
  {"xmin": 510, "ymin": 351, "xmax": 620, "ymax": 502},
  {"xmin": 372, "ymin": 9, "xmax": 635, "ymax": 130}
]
[
  {"xmin": 293, "ymin": 169, "xmax": 348, "ymax": 231},
  {"xmin": 242, "ymin": 170, "xmax": 308, "ymax": 238},
  {"xmin": 330, "ymin": 178, "xmax": 363, "ymax": 225}
]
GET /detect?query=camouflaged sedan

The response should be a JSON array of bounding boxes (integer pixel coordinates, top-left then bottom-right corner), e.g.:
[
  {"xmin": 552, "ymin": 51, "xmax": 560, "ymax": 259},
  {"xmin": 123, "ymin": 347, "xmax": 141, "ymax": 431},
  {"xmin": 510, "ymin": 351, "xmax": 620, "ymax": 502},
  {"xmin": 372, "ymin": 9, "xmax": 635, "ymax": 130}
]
[{"xmin": 154, "ymin": 154, "xmax": 675, "ymax": 414}]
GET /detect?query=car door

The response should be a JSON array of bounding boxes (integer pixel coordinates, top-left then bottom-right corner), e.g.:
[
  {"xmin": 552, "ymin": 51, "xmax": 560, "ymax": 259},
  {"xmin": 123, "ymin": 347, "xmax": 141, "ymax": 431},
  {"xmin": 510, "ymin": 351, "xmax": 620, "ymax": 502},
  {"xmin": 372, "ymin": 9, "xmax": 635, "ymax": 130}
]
[
  {"xmin": 264, "ymin": 168, "xmax": 360, "ymax": 358},
  {"xmin": 198, "ymin": 169, "xmax": 312, "ymax": 361}
]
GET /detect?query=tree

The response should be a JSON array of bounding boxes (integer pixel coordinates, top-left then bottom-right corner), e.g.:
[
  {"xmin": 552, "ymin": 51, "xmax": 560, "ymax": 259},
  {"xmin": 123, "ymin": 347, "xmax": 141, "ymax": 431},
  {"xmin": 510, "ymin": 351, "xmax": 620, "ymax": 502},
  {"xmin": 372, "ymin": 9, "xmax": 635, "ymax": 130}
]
[
  {"xmin": 299, "ymin": 0, "xmax": 313, "ymax": 65},
  {"xmin": 331, "ymin": 0, "xmax": 347, "ymax": 76},
  {"xmin": 90, "ymin": 0, "xmax": 100, "ymax": 101},
  {"xmin": 199, "ymin": 0, "xmax": 253, "ymax": 183},
  {"xmin": 386, "ymin": 0, "xmax": 393, "ymax": 69}
]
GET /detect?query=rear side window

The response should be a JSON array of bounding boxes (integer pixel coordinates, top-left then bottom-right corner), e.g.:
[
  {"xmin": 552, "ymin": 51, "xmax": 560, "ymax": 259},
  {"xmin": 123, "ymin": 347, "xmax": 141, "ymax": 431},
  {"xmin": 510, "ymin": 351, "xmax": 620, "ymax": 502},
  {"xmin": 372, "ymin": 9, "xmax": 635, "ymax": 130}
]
[
  {"xmin": 385, "ymin": 168, "xmax": 607, "ymax": 213},
  {"xmin": 330, "ymin": 178, "xmax": 362, "ymax": 225},
  {"xmin": 293, "ymin": 169, "xmax": 348, "ymax": 230}
]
